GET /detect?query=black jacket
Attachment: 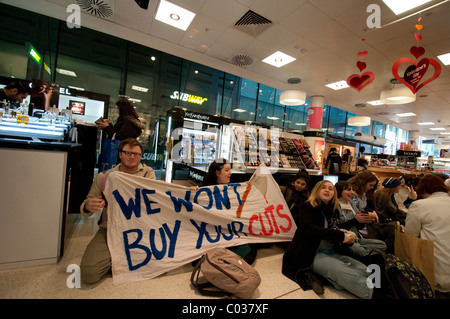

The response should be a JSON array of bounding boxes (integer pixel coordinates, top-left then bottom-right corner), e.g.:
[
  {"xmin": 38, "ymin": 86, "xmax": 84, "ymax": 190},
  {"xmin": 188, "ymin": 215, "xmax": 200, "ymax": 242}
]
[
  {"xmin": 325, "ymin": 152, "xmax": 342, "ymax": 175},
  {"xmin": 104, "ymin": 115, "xmax": 143, "ymax": 140},
  {"xmin": 282, "ymin": 201, "xmax": 345, "ymax": 290}
]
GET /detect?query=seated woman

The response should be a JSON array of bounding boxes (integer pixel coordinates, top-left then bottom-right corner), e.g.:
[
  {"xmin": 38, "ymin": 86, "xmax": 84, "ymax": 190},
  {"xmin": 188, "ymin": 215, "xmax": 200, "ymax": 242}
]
[
  {"xmin": 375, "ymin": 177, "xmax": 405, "ymax": 224},
  {"xmin": 282, "ymin": 180, "xmax": 375, "ymax": 299},
  {"xmin": 279, "ymin": 168, "xmax": 310, "ymax": 225},
  {"xmin": 191, "ymin": 159, "xmax": 257, "ymax": 264},
  {"xmin": 335, "ymin": 181, "xmax": 386, "ymax": 258}
]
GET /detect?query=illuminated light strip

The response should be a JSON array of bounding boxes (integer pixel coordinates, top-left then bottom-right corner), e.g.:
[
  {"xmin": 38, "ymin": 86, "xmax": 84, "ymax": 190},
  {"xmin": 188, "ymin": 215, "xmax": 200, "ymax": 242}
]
[{"xmin": 29, "ymin": 44, "xmax": 42, "ymax": 65}]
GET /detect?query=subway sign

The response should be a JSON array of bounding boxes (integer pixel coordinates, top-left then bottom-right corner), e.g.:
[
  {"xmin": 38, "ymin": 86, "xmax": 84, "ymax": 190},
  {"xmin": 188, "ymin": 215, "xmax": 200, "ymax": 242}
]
[{"xmin": 170, "ymin": 91, "xmax": 208, "ymax": 105}]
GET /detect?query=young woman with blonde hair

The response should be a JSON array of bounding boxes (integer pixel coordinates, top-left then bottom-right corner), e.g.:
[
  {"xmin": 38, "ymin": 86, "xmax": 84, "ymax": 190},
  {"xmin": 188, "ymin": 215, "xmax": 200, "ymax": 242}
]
[{"xmin": 282, "ymin": 180, "xmax": 375, "ymax": 299}]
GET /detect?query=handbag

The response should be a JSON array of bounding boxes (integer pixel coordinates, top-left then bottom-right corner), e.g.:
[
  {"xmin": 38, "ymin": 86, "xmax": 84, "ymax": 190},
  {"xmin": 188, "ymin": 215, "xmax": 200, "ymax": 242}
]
[
  {"xmin": 394, "ymin": 221, "xmax": 435, "ymax": 292},
  {"xmin": 100, "ymin": 133, "xmax": 120, "ymax": 172},
  {"xmin": 190, "ymin": 247, "xmax": 261, "ymax": 299}
]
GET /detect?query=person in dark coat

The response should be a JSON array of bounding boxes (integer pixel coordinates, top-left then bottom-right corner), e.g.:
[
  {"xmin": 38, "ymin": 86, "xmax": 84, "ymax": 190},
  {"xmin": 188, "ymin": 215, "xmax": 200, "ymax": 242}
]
[
  {"xmin": 325, "ymin": 147, "xmax": 342, "ymax": 175},
  {"xmin": 96, "ymin": 98, "xmax": 144, "ymax": 140},
  {"xmin": 282, "ymin": 180, "xmax": 375, "ymax": 299},
  {"xmin": 279, "ymin": 168, "xmax": 310, "ymax": 224}
]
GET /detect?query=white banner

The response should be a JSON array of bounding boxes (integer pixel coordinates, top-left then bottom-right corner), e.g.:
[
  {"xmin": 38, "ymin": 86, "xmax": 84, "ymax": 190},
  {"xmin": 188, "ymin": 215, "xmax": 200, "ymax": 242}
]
[{"xmin": 105, "ymin": 165, "xmax": 296, "ymax": 285}]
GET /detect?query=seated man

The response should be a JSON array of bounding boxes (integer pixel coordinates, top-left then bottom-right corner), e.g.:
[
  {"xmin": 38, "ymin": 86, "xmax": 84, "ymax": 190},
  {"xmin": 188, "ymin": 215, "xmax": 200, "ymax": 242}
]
[{"xmin": 80, "ymin": 138, "xmax": 155, "ymax": 284}]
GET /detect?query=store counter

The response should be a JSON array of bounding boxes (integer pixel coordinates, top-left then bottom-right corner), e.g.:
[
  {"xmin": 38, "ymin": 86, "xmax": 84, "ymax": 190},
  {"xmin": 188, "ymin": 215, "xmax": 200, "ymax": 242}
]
[
  {"xmin": 0, "ymin": 138, "xmax": 82, "ymax": 270},
  {"xmin": 368, "ymin": 166, "xmax": 424, "ymax": 179}
]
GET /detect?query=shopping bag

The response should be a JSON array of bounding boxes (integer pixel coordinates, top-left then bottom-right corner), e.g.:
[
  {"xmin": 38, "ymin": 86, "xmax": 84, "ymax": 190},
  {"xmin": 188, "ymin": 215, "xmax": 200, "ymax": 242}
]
[
  {"xmin": 394, "ymin": 221, "xmax": 435, "ymax": 292},
  {"xmin": 100, "ymin": 134, "xmax": 119, "ymax": 172}
]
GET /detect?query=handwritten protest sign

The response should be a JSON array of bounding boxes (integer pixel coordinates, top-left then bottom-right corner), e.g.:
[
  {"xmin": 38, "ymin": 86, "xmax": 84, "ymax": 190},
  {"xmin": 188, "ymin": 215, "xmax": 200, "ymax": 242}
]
[{"xmin": 105, "ymin": 165, "xmax": 296, "ymax": 285}]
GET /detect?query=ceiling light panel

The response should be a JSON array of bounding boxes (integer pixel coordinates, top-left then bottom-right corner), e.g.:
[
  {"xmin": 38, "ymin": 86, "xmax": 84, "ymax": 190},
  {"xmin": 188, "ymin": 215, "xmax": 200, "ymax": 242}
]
[
  {"xmin": 382, "ymin": 0, "xmax": 432, "ymax": 15},
  {"xmin": 437, "ymin": 53, "xmax": 450, "ymax": 66},
  {"xmin": 155, "ymin": 0, "xmax": 196, "ymax": 31},
  {"xmin": 325, "ymin": 80, "xmax": 349, "ymax": 91},
  {"xmin": 396, "ymin": 112, "xmax": 417, "ymax": 117},
  {"xmin": 262, "ymin": 51, "xmax": 296, "ymax": 68}
]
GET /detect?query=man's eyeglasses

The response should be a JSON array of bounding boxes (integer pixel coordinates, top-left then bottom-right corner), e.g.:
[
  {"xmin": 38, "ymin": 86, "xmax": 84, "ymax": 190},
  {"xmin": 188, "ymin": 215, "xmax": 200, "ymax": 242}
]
[{"xmin": 120, "ymin": 151, "xmax": 142, "ymax": 157}]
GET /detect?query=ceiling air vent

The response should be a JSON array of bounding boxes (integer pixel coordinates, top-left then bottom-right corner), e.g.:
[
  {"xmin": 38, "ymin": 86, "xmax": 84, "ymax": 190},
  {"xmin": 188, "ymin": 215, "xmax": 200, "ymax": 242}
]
[
  {"xmin": 234, "ymin": 10, "xmax": 272, "ymax": 37},
  {"xmin": 231, "ymin": 54, "xmax": 255, "ymax": 67},
  {"xmin": 76, "ymin": 0, "xmax": 114, "ymax": 19}
]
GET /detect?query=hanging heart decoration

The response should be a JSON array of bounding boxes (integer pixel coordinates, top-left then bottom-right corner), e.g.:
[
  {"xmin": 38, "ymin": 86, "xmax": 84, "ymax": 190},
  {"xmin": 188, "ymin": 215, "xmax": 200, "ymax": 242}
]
[
  {"xmin": 410, "ymin": 46, "xmax": 425, "ymax": 59},
  {"xmin": 357, "ymin": 61, "xmax": 367, "ymax": 72},
  {"xmin": 415, "ymin": 33, "xmax": 423, "ymax": 42},
  {"xmin": 347, "ymin": 72, "xmax": 375, "ymax": 93},
  {"xmin": 415, "ymin": 24, "xmax": 423, "ymax": 31},
  {"xmin": 357, "ymin": 51, "xmax": 368, "ymax": 59},
  {"xmin": 392, "ymin": 57, "xmax": 442, "ymax": 93}
]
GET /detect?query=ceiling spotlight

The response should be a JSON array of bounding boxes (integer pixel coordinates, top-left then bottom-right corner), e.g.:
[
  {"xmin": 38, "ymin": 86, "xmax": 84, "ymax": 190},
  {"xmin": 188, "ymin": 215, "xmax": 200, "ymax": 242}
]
[{"xmin": 155, "ymin": 0, "xmax": 196, "ymax": 31}]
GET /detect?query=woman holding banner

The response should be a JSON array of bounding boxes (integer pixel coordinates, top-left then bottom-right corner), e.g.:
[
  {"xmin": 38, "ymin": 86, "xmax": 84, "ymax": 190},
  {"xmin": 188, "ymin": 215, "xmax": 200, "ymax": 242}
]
[
  {"xmin": 191, "ymin": 159, "xmax": 257, "ymax": 264},
  {"xmin": 282, "ymin": 180, "xmax": 377, "ymax": 299}
]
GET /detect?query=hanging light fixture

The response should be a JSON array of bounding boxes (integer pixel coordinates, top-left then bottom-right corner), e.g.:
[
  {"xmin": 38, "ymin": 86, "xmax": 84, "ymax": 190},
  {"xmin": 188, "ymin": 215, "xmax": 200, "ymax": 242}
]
[
  {"xmin": 348, "ymin": 116, "xmax": 371, "ymax": 126},
  {"xmin": 279, "ymin": 90, "xmax": 306, "ymax": 106},
  {"xmin": 380, "ymin": 79, "xmax": 416, "ymax": 105}
]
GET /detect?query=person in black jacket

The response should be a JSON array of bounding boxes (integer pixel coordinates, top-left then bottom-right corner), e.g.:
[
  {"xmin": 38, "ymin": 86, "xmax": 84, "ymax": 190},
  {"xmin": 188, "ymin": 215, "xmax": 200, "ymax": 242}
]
[
  {"xmin": 282, "ymin": 180, "xmax": 374, "ymax": 299},
  {"xmin": 325, "ymin": 147, "xmax": 342, "ymax": 175},
  {"xmin": 96, "ymin": 98, "xmax": 144, "ymax": 140}
]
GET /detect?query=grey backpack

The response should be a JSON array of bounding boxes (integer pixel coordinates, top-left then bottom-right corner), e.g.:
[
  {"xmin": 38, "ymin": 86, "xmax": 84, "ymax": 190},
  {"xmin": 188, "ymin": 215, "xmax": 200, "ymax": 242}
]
[{"xmin": 190, "ymin": 247, "xmax": 261, "ymax": 299}]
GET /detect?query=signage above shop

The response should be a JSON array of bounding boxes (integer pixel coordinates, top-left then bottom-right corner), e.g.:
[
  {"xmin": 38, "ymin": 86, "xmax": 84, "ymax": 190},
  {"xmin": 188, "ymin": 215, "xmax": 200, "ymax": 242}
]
[
  {"xmin": 170, "ymin": 91, "xmax": 208, "ymax": 105},
  {"xmin": 396, "ymin": 150, "xmax": 421, "ymax": 157}
]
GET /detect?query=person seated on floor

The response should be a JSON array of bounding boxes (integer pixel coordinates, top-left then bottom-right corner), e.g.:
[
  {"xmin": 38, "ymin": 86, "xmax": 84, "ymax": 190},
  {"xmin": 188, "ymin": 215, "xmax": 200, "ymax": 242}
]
[
  {"xmin": 79, "ymin": 138, "xmax": 156, "ymax": 284},
  {"xmin": 394, "ymin": 174, "xmax": 418, "ymax": 214},
  {"xmin": 191, "ymin": 159, "xmax": 257, "ymax": 264},
  {"xmin": 375, "ymin": 177, "xmax": 406, "ymax": 224},
  {"xmin": 279, "ymin": 168, "xmax": 310, "ymax": 225},
  {"xmin": 282, "ymin": 180, "xmax": 376, "ymax": 299},
  {"xmin": 406, "ymin": 174, "xmax": 450, "ymax": 299},
  {"xmin": 335, "ymin": 181, "xmax": 386, "ymax": 258}
]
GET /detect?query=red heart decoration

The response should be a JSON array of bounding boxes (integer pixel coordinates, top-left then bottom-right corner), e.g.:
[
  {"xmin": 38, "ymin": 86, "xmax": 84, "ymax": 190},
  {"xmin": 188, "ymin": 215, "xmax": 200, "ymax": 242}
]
[
  {"xmin": 356, "ymin": 61, "xmax": 367, "ymax": 72},
  {"xmin": 347, "ymin": 72, "xmax": 375, "ymax": 93},
  {"xmin": 357, "ymin": 51, "xmax": 368, "ymax": 59},
  {"xmin": 410, "ymin": 46, "xmax": 425, "ymax": 59},
  {"xmin": 415, "ymin": 33, "xmax": 423, "ymax": 42},
  {"xmin": 404, "ymin": 59, "xmax": 429, "ymax": 89},
  {"xmin": 392, "ymin": 57, "xmax": 442, "ymax": 94}
]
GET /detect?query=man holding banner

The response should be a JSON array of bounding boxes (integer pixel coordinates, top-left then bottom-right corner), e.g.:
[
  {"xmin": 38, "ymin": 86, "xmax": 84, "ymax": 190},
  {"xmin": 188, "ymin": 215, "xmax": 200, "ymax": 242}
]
[{"xmin": 80, "ymin": 138, "xmax": 156, "ymax": 284}]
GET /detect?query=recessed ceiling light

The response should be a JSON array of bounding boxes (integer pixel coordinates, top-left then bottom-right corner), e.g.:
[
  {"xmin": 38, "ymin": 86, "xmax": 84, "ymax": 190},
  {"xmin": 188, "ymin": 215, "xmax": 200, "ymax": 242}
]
[
  {"xmin": 396, "ymin": 112, "xmax": 417, "ymax": 117},
  {"xmin": 233, "ymin": 108, "xmax": 246, "ymax": 113},
  {"xmin": 382, "ymin": 0, "xmax": 432, "ymax": 15},
  {"xmin": 429, "ymin": 127, "xmax": 446, "ymax": 131},
  {"xmin": 367, "ymin": 100, "xmax": 384, "ymax": 105},
  {"xmin": 155, "ymin": 0, "xmax": 196, "ymax": 31},
  {"xmin": 417, "ymin": 122, "xmax": 435, "ymax": 125},
  {"xmin": 267, "ymin": 116, "xmax": 280, "ymax": 120},
  {"xmin": 262, "ymin": 51, "xmax": 296, "ymax": 68},
  {"xmin": 56, "ymin": 68, "xmax": 77, "ymax": 77},
  {"xmin": 128, "ymin": 98, "xmax": 141, "ymax": 103},
  {"xmin": 437, "ymin": 53, "xmax": 450, "ymax": 66},
  {"xmin": 440, "ymin": 132, "xmax": 450, "ymax": 135},
  {"xmin": 131, "ymin": 85, "xmax": 149, "ymax": 92},
  {"xmin": 325, "ymin": 80, "xmax": 349, "ymax": 90}
]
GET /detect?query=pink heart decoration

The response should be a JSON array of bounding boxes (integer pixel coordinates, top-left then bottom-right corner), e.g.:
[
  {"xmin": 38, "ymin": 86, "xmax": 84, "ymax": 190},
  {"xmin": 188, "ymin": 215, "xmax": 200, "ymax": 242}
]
[
  {"xmin": 410, "ymin": 46, "xmax": 425, "ymax": 59},
  {"xmin": 347, "ymin": 72, "xmax": 375, "ymax": 93},
  {"xmin": 415, "ymin": 33, "xmax": 423, "ymax": 42},
  {"xmin": 357, "ymin": 51, "xmax": 368, "ymax": 59},
  {"xmin": 392, "ymin": 57, "xmax": 442, "ymax": 94},
  {"xmin": 357, "ymin": 61, "xmax": 367, "ymax": 72}
]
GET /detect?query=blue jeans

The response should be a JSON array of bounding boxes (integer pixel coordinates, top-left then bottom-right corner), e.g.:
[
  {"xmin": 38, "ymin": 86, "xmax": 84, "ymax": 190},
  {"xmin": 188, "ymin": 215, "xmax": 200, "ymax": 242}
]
[{"xmin": 312, "ymin": 252, "xmax": 373, "ymax": 299}]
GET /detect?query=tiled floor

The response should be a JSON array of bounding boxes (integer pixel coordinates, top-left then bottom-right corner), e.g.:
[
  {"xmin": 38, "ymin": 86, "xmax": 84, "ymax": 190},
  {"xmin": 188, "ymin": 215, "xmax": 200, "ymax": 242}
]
[{"xmin": 0, "ymin": 214, "xmax": 356, "ymax": 299}]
